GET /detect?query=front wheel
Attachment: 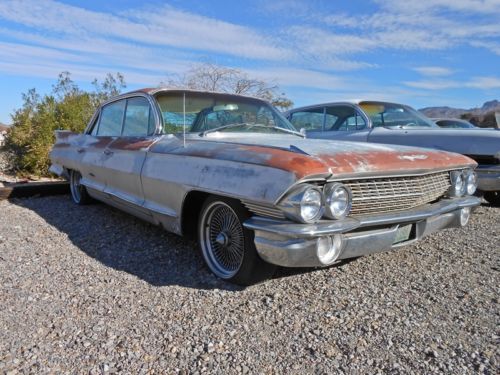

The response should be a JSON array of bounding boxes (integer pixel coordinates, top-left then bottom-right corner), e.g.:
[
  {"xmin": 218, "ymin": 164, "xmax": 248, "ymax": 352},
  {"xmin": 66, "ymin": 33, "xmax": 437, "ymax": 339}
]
[
  {"xmin": 198, "ymin": 196, "xmax": 276, "ymax": 285},
  {"xmin": 69, "ymin": 170, "xmax": 92, "ymax": 205},
  {"xmin": 484, "ymin": 191, "xmax": 500, "ymax": 207}
]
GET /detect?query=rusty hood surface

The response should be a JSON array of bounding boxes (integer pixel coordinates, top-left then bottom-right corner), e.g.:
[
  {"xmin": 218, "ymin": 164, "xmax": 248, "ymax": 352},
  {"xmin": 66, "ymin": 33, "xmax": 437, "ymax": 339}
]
[{"xmin": 151, "ymin": 133, "xmax": 475, "ymax": 180}]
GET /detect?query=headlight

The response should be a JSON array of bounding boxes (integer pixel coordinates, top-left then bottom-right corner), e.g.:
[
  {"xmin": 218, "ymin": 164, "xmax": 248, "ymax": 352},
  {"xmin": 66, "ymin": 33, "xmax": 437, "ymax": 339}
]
[
  {"xmin": 450, "ymin": 170, "xmax": 465, "ymax": 197},
  {"xmin": 324, "ymin": 183, "xmax": 352, "ymax": 219},
  {"xmin": 278, "ymin": 185, "xmax": 324, "ymax": 223},
  {"xmin": 301, "ymin": 188, "xmax": 323, "ymax": 222},
  {"xmin": 464, "ymin": 170, "xmax": 477, "ymax": 195}
]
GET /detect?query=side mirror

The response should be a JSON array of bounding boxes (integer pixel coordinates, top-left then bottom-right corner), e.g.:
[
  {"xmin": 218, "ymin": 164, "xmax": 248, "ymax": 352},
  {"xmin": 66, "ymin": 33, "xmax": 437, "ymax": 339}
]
[{"xmin": 300, "ymin": 128, "xmax": 307, "ymax": 137}]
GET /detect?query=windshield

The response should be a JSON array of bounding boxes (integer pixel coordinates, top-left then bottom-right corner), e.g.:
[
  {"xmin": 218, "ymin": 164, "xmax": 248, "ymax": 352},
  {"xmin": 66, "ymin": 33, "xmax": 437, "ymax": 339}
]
[
  {"xmin": 155, "ymin": 91, "xmax": 296, "ymax": 135},
  {"xmin": 359, "ymin": 101, "xmax": 438, "ymax": 128}
]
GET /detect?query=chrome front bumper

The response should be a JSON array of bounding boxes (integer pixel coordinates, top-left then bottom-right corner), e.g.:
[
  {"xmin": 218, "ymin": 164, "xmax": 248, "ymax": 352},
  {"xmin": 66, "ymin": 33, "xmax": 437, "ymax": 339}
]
[
  {"xmin": 476, "ymin": 164, "xmax": 500, "ymax": 192},
  {"xmin": 243, "ymin": 196, "xmax": 480, "ymax": 267}
]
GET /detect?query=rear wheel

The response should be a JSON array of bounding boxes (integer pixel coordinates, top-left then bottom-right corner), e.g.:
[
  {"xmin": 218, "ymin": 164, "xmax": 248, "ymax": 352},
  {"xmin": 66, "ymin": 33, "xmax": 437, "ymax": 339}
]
[
  {"xmin": 484, "ymin": 191, "xmax": 500, "ymax": 207},
  {"xmin": 198, "ymin": 196, "xmax": 276, "ymax": 285},
  {"xmin": 69, "ymin": 170, "xmax": 92, "ymax": 205}
]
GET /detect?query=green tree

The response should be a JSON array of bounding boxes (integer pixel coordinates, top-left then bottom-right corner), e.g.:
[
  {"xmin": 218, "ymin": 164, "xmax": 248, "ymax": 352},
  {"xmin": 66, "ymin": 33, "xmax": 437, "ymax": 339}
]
[{"xmin": 6, "ymin": 72, "xmax": 126, "ymax": 176}]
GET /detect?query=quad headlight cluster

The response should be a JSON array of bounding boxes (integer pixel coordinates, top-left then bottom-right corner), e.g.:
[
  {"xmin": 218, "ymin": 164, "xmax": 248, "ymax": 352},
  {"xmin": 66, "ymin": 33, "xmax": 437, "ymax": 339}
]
[
  {"xmin": 279, "ymin": 183, "xmax": 352, "ymax": 223},
  {"xmin": 449, "ymin": 169, "xmax": 477, "ymax": 197}
]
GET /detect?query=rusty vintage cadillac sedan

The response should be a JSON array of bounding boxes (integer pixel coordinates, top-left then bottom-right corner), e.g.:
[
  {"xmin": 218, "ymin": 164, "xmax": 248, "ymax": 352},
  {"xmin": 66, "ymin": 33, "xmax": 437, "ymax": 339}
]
[{"xmin": 50, "ymin": 89, "xmax": 480, "ymax": 285}]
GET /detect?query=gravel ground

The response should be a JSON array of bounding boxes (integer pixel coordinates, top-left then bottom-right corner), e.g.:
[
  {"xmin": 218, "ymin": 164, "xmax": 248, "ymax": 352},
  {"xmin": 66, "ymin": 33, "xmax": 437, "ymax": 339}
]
[{"xmin": 0, "ymin": 195, "xmax": 498, "ymax": 374}]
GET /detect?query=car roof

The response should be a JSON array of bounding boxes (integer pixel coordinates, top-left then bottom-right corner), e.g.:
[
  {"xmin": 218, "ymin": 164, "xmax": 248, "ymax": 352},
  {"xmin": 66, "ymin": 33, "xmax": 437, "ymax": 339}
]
[
  {"xmin": 120, "ymin": 87, "xmax": 267, "ymax": 102},
  {"xmin": 286, "ymin": 100, "xmax": 408, "ymax": 113}
]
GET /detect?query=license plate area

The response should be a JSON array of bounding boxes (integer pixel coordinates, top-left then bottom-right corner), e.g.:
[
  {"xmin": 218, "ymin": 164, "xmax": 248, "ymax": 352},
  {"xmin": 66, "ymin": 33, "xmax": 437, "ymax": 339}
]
[{"xmin": 393, "ymin": 224, "xmax": 416, "ymax": 245}]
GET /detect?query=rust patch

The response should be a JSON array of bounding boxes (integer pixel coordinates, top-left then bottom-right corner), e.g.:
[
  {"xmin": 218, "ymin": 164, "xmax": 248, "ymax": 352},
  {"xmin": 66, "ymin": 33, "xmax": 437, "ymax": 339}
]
[
  {"xmin": 109, "ymin": 137, "xmax": 157, "ymax": 151},
  {"xmin": 158, "ymin": 140, "xmax": 476, "ymax": 180},
  {"xmin": 317, "ymin": 150, "xmax": 476, "ymax": 175}
]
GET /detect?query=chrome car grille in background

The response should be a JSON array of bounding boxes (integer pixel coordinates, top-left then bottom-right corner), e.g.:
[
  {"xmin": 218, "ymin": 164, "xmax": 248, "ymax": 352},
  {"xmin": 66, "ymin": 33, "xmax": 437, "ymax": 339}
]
[{"xmin": 345, "ymin": 172, "xmax": 451, "ymax": 216}]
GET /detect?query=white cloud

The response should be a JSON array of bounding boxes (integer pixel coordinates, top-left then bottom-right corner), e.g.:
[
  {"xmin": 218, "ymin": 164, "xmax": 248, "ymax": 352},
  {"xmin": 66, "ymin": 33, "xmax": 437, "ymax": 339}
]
[
  {"xmin": 404, "ymin": 79, "xmax": 460, "ymax": 90},
  {"xmin": 247, "ymin": 67, "xmax": 349, "ymax": 91},
  {"xmin": 0, "ymin": 0, "xmax": 292, "ymax": 61},
  {"xmin": 320, "ymin": 0, "xmax": 500, "ymax": 56},
  {"xmin": 0, "ymin": 60, "xmax": 165, "ymax": 85},
  {"xmin": 414, "ymin": 66, "xmax": 455, "ymax": 76},
  {"xmin": 375, "ymin": 0, "xmax": 500, "ymax": 15},
  {"xmin": 466, "ymin": 76, "xmax": 500, "ymax": 89},
  {"xmin": 404, "ymin": 76, "xmax": 500, "ymax": 90}
]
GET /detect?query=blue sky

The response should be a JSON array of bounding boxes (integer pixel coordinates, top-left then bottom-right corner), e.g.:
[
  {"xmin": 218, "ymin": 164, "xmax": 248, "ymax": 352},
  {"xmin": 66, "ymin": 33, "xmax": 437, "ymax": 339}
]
[{"xmin": 0, "ymin": 0, "xmax": 499, "ymax": 124}]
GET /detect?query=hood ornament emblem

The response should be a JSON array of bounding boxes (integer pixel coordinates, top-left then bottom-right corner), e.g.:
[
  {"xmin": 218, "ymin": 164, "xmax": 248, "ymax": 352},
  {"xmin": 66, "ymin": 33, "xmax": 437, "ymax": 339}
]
[{"xmin": 398, "ymin": 154, "xmax": 428, "ymax": 161}]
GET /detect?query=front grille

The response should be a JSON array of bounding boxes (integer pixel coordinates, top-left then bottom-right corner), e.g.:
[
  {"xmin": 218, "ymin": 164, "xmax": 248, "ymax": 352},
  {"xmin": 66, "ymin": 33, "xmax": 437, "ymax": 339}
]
[
  {"xmin": 243, "ymin": 171, "xmax": 451, "ymax": 220},
  {"xmin": 345, "ymin": 171, "xmax": 451, "ymax": 216}
]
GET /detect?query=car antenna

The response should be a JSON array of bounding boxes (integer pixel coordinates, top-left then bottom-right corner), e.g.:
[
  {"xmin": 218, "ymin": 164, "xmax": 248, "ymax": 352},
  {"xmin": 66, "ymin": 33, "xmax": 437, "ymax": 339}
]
[{"xmin": 183, "ymin": 91, "xmax": 186, "ymax": 148}]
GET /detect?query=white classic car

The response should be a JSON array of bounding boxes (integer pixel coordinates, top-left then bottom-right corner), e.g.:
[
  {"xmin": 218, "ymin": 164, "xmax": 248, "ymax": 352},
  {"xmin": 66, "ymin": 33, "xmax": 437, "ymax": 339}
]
[
  {"xmin": 285, "ymin": 101, "xmax": 500, "ymax": 206},
  {"xmin": 50, "ymin": 90, "xmax": 480, "ymax": 285}
]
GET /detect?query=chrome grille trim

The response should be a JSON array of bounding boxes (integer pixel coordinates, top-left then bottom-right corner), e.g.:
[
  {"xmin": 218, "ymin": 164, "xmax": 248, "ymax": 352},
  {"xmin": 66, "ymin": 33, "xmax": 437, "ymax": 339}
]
[
  {"xmin": 242, "ymin": 201, "xmax": 285, "ymax": 219},
  {"xmin": 345, "ymin": 172, "xmax": 450, "ymax": 215}
]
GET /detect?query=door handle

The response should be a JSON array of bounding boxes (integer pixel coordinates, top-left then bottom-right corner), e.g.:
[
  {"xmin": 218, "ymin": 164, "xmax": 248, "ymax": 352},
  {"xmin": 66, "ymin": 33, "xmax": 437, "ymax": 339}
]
[
  {"xmin": 103, "ymin": 149, "xmax": 114, "ymax": 156},
  {"xmin": 77, "ymin": 148, "xmax": 85, "ymax": 153}
]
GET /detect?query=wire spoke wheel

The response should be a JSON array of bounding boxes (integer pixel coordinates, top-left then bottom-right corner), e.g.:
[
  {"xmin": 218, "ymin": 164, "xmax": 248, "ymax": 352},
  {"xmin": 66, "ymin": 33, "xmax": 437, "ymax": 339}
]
[
  {"xmin": 200, "ymin": 201, "xmax": 245, "ymax": 279},
  {"xmin": 70, "ymin": 170, "xmax": 83, "ymax": 203}
]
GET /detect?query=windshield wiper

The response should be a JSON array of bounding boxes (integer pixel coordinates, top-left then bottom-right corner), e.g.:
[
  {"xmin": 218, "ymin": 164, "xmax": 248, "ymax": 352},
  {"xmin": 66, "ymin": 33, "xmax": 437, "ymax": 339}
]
[{"xmin": 199, "ymin": 123, "xmax": 305, "ymax": 138}]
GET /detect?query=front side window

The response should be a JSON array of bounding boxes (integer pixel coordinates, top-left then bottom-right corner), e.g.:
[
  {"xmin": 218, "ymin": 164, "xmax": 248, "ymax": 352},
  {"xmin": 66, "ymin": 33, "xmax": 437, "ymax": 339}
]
[
  {"xmin": 97, "ymin": 100, "xmax": 126, "ymax": 136},
  {"xmin": 89, "ymin": 113, "xmax": 100, "ymax": 136},
  {"xmin": 324, "ymin": 105, "xmax": 366, "ymax": 131},
  {"xmin": 336, "ymin": 114, "xmax": 367, "ymax": 131},
  {"xmin": 122, "ymin": 97, "xmax": 154, "ymax": 136}
]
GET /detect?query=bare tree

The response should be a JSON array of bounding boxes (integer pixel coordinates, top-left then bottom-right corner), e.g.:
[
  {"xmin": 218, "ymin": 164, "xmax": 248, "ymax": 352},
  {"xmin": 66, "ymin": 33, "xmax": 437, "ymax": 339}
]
[{"xmin": 163, "ymin": 62, "xmax": 293, "ymax": 110}]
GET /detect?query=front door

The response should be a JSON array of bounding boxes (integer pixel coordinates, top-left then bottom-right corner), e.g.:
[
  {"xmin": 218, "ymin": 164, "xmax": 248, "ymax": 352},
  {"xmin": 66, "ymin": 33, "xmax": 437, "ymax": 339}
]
[{"xmin": 101, "ymin": 96, "xmax": 158, "ymax": 206}]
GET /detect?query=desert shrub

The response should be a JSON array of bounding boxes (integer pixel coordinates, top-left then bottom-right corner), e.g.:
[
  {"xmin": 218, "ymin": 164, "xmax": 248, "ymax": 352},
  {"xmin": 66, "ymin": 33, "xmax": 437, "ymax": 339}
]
[{"xmin": 6, "ymin": 72, "xmax": 125, "ymax": 176}]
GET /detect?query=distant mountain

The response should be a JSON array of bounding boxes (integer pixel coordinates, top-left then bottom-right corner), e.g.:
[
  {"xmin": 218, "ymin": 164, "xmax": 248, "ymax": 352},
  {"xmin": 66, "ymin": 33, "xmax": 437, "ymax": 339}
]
[
  {"xmin": 0, "ymin": 123, "xmax": 10, "ymax": 132},
  {"xmin": 420, "ymin": 100, "xmax": 500, "ymax": 119}
]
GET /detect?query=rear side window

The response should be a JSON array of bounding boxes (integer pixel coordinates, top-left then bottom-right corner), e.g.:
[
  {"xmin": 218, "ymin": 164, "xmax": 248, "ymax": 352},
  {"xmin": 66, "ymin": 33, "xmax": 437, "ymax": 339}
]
[
  {"xmin": 325, "ymin": 105, "xmax": 366, "ymax": 131},
  {"xmin": 289, "ymin": 109, "xmax": 324, "ymax": 131},
  {"xmin": 122, "ymin": 97, "xmax": 154, "ymax": 136},
  {"xmin": 97, "ymin": 100, "xmax": 126, "ymax": 136}
]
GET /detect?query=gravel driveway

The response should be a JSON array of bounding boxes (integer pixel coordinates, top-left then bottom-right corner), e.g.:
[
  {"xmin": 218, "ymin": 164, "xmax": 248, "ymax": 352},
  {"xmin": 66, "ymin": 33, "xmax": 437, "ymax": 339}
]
[{"xmin": 0, "ymin": 195, "xmax": 498, "ymax": 374}]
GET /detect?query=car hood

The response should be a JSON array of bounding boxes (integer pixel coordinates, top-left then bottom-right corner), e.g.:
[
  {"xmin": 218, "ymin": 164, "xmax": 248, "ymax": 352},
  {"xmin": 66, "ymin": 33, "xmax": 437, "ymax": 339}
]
[
  {"xmin": 369, "ymin": 127, "xmax": 500, "ymax": 157},
  {"xmin": 154, "ymin": 133, "xmax": 475, "ymax": 180}
]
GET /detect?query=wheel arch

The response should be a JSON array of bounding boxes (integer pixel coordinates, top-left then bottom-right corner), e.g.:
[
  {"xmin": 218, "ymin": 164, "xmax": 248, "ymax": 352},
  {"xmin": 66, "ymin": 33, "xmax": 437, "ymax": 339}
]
[{"xmin": 180, "ymin": 190, "xmax": 250, "ymax": 240}]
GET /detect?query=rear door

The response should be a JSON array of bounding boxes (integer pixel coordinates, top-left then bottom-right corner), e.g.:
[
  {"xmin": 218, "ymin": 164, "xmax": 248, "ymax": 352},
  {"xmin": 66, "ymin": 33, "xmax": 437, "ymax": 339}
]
[
  {"xmin": 101, "ymin": 96, "xmax": 159, "ymax": 206},
  {"xmin": 79, "ymin": 100, "xmax": 124, "ymax": 192}
]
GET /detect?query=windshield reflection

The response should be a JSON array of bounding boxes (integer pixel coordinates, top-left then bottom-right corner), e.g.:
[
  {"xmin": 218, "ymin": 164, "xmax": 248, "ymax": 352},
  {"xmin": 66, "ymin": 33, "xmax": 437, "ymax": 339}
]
[{"xmin": 360, "ymin": 102, "xmax": 438, "ymax": 128}]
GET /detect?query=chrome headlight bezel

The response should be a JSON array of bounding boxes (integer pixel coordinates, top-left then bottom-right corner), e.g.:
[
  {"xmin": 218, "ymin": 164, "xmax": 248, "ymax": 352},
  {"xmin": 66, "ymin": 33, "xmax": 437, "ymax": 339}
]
[
  {"xmin": 449, "ymin": 170, "xmax": 465, "ymax": 197},
  {"xmin": 464, "ymin": 169, "xmax": 477, "ymax": 195},
  {"xmin": 324, "ymin": 183, "xmax": 352, "ymax": 219},
  {"xmin": 278, "ymin": 184, "xmax": 324, "ymax": 223},
  {"xmin": 450, "ymin": 169, "xmax": 477, "ymax": 197}
]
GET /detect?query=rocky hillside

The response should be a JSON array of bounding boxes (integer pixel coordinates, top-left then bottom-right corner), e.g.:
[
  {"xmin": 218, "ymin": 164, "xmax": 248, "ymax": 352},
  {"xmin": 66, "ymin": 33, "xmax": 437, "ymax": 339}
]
[{"xmin": 420, "ymin": 100, "xmax": 500, "ymax": 119}]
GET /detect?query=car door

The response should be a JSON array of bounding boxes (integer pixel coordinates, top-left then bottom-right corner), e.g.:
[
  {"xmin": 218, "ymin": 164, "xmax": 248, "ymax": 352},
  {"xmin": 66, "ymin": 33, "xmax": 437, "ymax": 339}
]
[
  {"xmin": 321, "ymin": 105, "xmax": 370, "ymax": 141},
  {"xmin": 289, "ymin": 105, "xmax": 370, "ymax": 141},
  {"xmin": 79, "ymin": 100, "xmax": 124, "ymax": 192},
  {"xmin": 101, "ymin": 96, "xmax": 159, "ymax": 206}
]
